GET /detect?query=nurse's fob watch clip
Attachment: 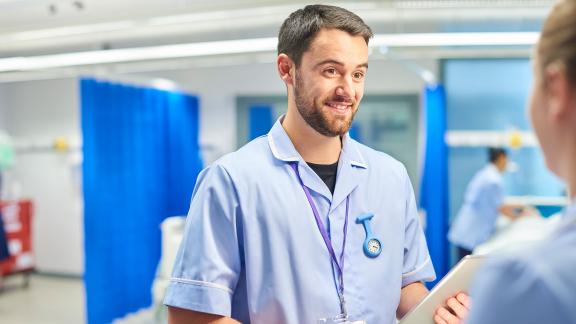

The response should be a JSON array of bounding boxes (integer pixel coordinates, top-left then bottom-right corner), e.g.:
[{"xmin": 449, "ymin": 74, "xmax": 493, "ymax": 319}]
[{"xmin": 356, "ymin": 213, "xmax": 382, "ymax": 258}]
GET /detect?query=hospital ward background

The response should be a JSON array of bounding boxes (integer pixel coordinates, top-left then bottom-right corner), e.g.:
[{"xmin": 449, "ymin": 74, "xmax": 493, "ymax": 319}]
[{"xmin": 0, "ymin": 0, "xmax": 569, "ymax": 323}]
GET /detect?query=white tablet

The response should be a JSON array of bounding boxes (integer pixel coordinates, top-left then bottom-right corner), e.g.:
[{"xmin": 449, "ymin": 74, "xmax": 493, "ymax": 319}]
[{"xmin": 399, "ymin": 255, "xmax": 486, "ymax": 324}]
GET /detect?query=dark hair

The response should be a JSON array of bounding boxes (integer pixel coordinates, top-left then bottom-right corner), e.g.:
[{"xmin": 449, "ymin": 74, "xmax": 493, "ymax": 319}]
[
  {"xmin": 277, "ymin": 4, "xmax": 373, "ymax": 66},
  {"xmin": 538, "ymin": 0, "xmax": 576, "ymax": 87},
  {"xmin": 488, "ymin": 147, "xmax": 507, "ymax": 163}
]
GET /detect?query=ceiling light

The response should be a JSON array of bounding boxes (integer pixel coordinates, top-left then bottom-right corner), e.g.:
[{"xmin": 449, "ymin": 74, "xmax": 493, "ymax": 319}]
[
  {"xmin": 0, "ymin": 32, "xmax": 539, "ymax": 72},
  {"xmin": 0, "ymin": 37, "xmax": 277, "ymax": 72},
  {"xmin": 372, "ymin": 32, "xmax": 539, "ymax": 47},
  {"xmin": 8, "ymin": 21, "xmax": 136, "ymax": 41}
]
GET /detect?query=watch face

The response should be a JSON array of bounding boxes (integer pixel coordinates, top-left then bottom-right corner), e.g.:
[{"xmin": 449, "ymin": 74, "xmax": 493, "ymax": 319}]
[{"xmin": 367, "ymin": 239, "xmax": 381, "ymax": 254}]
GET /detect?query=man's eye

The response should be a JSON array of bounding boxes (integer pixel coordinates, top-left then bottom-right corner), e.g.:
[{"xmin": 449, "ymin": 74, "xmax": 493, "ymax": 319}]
[
  {"xmin": 353, "ymin": 72, "xmax": 365, "ymax": 80},
  {"xmin": 325, "ymin": 68, "xmax": 337, "ymax": 75}
]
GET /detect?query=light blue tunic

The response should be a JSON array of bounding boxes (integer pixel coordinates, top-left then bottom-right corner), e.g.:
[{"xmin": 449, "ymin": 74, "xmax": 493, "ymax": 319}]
[
  {"xmin": 448, "ymin": 164, "xmax": 504, "ymax": 250},
  {"xmin": 164, "ymin": 117, "xmax": 435, "ymax": 323},
  {"xmin": 467, "ymin": 201, "xmax": 576, "ymax": 324}
]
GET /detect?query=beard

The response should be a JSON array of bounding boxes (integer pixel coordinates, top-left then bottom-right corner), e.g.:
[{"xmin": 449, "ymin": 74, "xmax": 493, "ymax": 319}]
[{"xmin": 293, "ymin": 72, "xmax": 357, "ymax": 137}]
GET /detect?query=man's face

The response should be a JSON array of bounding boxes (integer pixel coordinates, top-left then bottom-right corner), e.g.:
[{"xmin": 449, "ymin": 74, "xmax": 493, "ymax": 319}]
[
  {"xmin": 292, "ymin": 28, "xmax": 368, "ymax": 137},
  {"xmin": 496, "ymin": 154, "xmax": 508, "ymax": 172}
]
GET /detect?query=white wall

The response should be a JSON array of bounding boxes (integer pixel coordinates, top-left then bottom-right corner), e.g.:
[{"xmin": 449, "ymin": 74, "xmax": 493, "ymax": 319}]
[
  {"xmin": 0, "ymin": 85, "xmax": 6, "ymax": 130},
  {"xmin": 3, "ymin": 78, "xmax": 83, "ymax": 275},
  {"xmin": 0, "ymin": 57, "xmax": 437, "ymax": 275}
]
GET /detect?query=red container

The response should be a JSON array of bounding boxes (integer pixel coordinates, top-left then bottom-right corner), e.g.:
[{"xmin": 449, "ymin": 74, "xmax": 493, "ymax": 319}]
[{"xmin": 0, "ymin": 200, "xmax": 34, "ymax": 280}]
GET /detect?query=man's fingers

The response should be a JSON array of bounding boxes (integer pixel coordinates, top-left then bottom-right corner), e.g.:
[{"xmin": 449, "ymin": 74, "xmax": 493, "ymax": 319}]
[
  {"xmin": 436, "ymin": 306, "xmax": 460, "ymax": 324},
  {"xmin": 456, "ymin": 292, "xmax": 471, "ymax": 309},
  {"xmin": 447, "ymin": 297, "xmax": 469, "ymax": 319},
  {"xmin": 434, "ymin": 314, "xmax": 449, "ymax": 324},
  {"xmin": 435, "ymin": 293, "xmax": 471, "ymax": 324}
]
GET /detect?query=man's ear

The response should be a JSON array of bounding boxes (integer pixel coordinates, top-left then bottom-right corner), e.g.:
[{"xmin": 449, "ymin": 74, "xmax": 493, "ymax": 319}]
[
  {"xmin": 544, "ymin": 62, "xmax": 573, "ymax": 122},
  {"xmin": 277, "ymin": 54, "xmax": 295, "ymax": 86}
]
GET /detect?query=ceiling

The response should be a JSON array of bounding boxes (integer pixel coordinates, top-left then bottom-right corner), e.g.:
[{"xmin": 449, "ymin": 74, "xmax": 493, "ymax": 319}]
[{"xmin": 0, "ymin": 0, "xmax": 557, "ymax": 81}]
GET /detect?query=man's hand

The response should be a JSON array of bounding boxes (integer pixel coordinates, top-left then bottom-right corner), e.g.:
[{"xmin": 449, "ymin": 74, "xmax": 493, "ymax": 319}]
[
  {"xmin": 500, "ymin": 204, "xmax": 532, "ymax": 220},
  {"xmin": 167, "ymin": 306, "xmax": 240, "ymax": 324},
  {"xmin": 434, "ymin": 292, "xmax": 470, "ymax": 324}
]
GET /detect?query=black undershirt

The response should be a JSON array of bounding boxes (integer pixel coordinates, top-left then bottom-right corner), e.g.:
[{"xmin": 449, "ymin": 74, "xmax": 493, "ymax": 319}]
[{"xmin": 307, "ymin": 161, "xmax": 339, "ymax": 195}]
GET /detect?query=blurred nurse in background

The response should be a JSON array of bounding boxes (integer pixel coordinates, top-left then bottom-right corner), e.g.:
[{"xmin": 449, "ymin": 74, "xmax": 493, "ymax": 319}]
[
  {"xmin": 465, "ymin": 0, "xmax": 576, "ymax": 323},
  {"xmin": 448, "ymin": 147, "xmax": 527, "ymax": 262}
]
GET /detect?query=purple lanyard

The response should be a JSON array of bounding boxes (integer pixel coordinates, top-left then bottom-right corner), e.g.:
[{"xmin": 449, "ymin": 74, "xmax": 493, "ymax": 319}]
[{"xmin": 289, "ymin": 162, "xmax": 349, "ymax": 315}]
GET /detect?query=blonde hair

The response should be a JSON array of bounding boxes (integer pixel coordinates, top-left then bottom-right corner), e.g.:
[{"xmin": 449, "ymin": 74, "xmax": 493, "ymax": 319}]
[{"xmin": 538, "ymin": 0, "xmax": 576, "ymax": 86}]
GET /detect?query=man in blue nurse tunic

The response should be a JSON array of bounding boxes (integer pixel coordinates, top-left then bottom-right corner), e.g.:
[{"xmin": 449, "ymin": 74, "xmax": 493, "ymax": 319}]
[{"xmin": 164, "ymin": 5, "xmax": 460, "ymax": 324}]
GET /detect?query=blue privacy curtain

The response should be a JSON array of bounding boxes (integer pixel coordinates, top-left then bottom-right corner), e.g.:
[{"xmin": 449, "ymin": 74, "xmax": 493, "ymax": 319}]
[
  {"xmin": 81, "ymin": 78, "xmax": 203, "ymax": 324},
  {"xmin": 249, "ymin": 105, "xmax": 274, "ymax": 140},
  {"xmin": 420, "ymin": 84, "xmax": 449, "ymax": 287}
]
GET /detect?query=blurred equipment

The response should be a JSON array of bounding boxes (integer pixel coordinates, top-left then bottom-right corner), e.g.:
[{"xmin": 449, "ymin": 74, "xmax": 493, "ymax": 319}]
[
  {"xmin": 474, "ymin": 207, "xmax": 562, "ymax": 255},
  {"xmin": 113, "ymin": 216, "xmax": 185, "ymax": 324},
  {"xmin": 0, "ymin": 131, "xmax": 14, "ymax": 170},
  {"xmin": 152, "ymin": 216, "xmax": 186, "ymax": 323},
  {"xmin": 0, "ymin": 200, "xmax": 34, "ymax": 288},
  {"xmin": 0, "ymin": 131, "xmax": 15, "ymax": 274},
  {"xmin": 53, "ymin": 137, "xmax": 70, "ymax": 152},
  {"xmin": 508, "ymin": 129, "xmax": 523, "ymax": 149}
]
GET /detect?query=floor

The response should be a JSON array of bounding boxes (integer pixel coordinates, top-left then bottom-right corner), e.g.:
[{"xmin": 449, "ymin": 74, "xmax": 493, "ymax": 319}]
[
  {"xmin": 0, "ymin": 273, "xmax": 161, "ymax": 324},
  {"xmin": 0, "ymin": 274, "xmax": 84, "ymax": 323}
]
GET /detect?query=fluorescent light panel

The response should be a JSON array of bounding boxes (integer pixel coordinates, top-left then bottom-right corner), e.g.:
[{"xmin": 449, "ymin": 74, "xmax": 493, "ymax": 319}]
[
  {"xmin": 372, "ymin": 32, "xmax": 539, "ymax": 47},
  {"xmin": 147, "ymin": 3, "xmax": 376, "ymax": 26},
  {"xmin": 0, "ymin": 38, "xmax": 278, "ymax": 72},
  {"xmin": 0, "ymin": 32, "xmax": 539, "ymax": 72},
  {"xmin": 8, "ymin": 21, "xmax": 137, "ymax": 41}
]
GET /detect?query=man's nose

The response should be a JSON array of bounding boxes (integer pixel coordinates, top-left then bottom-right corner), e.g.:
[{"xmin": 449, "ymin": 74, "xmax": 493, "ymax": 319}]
[{"xmin": 335, "ymin": 76, "xmax": 354, "ymax": 100}]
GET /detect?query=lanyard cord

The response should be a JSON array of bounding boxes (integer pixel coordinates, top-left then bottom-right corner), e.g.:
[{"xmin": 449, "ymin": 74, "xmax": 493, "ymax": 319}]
[{"xmin": 289, "ymin": 162, "xmax": 349, "ymax": 316}]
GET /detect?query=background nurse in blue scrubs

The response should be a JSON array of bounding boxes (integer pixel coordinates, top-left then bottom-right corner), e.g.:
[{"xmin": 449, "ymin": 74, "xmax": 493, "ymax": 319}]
[{"xmin": 448, "ymin": 147, "xmax": 527, "ymax": 261}]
